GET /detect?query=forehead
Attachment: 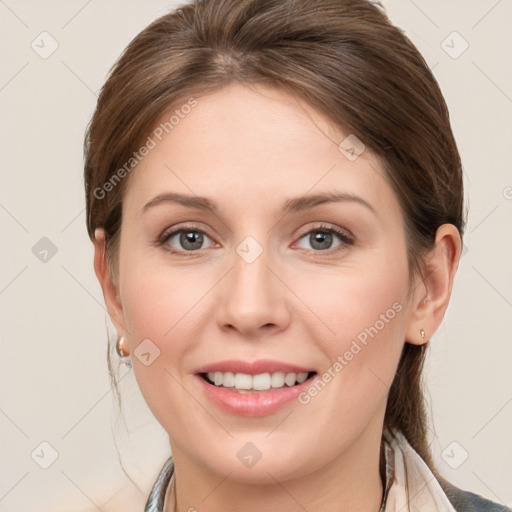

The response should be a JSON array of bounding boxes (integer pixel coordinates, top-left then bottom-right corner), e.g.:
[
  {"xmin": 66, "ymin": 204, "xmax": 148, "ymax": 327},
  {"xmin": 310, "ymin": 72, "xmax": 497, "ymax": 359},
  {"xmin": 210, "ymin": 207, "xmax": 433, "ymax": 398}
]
[{"xmin": 123, "ymin": 83, "xmax": 400, "ymax": 221}]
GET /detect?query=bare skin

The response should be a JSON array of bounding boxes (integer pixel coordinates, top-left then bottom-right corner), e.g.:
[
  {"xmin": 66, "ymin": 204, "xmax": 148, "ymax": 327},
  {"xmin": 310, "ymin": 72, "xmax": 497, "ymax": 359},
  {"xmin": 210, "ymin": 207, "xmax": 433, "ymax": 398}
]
[{"xmin": 94, "ymin": 83, "xmax": 460, "ymax": 512}]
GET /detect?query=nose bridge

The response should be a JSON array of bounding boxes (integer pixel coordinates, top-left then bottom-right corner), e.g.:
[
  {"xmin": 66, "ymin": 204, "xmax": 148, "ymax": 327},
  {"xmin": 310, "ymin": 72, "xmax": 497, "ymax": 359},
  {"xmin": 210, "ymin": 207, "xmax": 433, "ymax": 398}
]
[{"xmin": 216, "ymin": 234, "xmax": 289, "ymax": 334}]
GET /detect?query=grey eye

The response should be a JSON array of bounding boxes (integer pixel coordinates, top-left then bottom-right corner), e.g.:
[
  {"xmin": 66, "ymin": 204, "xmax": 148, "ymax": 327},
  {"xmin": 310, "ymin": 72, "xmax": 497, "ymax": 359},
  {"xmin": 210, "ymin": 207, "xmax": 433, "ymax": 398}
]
[
  {"xmin": 296, "ymin": 229, "xmax": 343, "ymax": 251},
  {"xmin": 166, "ymin": 230, "xmax": 210, "ymax": 251}
]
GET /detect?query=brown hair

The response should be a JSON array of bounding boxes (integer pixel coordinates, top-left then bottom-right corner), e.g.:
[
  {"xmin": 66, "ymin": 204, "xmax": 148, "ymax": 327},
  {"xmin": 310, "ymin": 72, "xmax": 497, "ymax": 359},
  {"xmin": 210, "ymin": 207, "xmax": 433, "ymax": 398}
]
[{"xmin": 84, "ymin": 0, "xmax": 465, "ymax": 480}]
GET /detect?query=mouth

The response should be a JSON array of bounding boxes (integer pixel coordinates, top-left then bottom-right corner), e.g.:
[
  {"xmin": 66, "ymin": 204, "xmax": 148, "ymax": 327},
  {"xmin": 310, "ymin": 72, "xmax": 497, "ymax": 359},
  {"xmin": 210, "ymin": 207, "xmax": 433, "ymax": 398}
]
[
  {"xmin": 199, "ymin": 370, "xmax": 317, "ymax": 394},
  {"xmin": 193, "ymin": 361, "xmax": 318, "ymax": 417},
  {"xmin": 194, "ymin": 359, "xmax": 317, "ymax": 417}
]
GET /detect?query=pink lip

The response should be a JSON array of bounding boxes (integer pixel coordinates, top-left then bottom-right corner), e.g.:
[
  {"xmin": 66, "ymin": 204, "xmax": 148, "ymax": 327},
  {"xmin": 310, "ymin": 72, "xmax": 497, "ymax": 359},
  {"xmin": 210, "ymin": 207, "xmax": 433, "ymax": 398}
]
[
  {"xmin": 195, "ymin": 359, "xmax": 313, "ymax": 375},
  {"xmin": 194, "ymin": 373, "xmax": 315, "ymax": 417}
]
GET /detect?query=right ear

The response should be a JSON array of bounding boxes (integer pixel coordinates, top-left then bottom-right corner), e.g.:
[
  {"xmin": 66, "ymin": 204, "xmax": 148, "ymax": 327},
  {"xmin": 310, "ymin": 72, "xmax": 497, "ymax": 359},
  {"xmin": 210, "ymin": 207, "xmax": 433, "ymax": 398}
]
[{"xmin": 93, "ymin": 228, "xmax": 127, "ymax": 337}]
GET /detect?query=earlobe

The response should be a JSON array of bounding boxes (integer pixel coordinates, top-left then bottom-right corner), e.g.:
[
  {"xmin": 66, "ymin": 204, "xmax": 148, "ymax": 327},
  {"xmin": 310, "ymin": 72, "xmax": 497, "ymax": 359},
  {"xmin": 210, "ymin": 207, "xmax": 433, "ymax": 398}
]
[
  {"xmin": 405, "ymin": 224, "xmax": 461, "ymax": 346},
  {"xmin": 406, "ymin": 325, "xmax": 430, "ymax": 346},
  {"xmin": 93, "ymin": 228, "xmax": 126, "ymax": 336}
]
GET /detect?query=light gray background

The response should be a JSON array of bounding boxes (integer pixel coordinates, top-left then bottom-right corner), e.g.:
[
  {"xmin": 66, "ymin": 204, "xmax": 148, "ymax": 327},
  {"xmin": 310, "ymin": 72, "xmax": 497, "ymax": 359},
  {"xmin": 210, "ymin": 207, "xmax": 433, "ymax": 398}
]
[{"xmin": 1, "ymin": 1, "xmax": 511, "ymax": 511}]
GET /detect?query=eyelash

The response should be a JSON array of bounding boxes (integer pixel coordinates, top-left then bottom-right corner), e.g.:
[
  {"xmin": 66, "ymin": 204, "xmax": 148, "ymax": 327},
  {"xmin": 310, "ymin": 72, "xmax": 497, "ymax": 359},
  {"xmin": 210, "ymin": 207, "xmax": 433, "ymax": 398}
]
[{"xmin": 156, "ymin": 223, "xmax": 354, "ymax": 256}]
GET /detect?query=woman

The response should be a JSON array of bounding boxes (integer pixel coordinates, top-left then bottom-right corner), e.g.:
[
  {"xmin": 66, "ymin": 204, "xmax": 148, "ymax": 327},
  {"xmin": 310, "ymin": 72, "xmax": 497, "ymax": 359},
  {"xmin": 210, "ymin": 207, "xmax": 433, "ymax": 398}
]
[{"xmin": 84, "ymin": 0, "xmax": 511, "ymax": 510}]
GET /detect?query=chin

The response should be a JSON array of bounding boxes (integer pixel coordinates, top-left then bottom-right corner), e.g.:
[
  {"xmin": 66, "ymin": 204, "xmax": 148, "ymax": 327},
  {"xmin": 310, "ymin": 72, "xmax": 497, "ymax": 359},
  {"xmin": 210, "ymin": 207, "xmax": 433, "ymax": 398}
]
[{"xmin": 190, "ymin": 440, "xmax": 325, "ymax": 485}]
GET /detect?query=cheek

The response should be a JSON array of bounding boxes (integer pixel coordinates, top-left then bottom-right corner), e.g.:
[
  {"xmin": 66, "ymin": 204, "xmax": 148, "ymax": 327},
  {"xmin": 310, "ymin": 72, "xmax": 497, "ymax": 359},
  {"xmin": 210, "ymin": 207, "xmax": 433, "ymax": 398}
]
[
  {"xmin": 118, "ymin": 253, "xmax": 222, "ymax": 430},
  {"xmin": 120, "ymin": 253, "xmax": 208, "ymax": 345},
  {"xmin": 297, "ymin": 259, "xmax": 408, "ymax": 347},
  {"xmin": 293, "ymin": 258, "xmax": 409, "ymax": 406}
]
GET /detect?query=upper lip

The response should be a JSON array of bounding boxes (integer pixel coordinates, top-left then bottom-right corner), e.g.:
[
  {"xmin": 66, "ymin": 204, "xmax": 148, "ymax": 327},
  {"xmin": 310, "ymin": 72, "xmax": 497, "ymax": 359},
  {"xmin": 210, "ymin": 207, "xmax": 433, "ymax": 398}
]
[{"xmin": 195, "ymin": 359, "xmax": 314, "ymax": 375}]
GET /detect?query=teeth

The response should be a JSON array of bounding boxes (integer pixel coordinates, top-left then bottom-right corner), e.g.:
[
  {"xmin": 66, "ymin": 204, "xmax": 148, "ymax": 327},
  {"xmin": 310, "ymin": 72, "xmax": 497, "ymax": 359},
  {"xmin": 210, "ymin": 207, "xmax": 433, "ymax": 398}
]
[
  {"xmin": 284, "ymin": 372, "xmax": 297, "ymax": 386},
  {"xmin": 235, "ymin": 373, "xmax": 252, "ymax": 390},
  {"xmin": 206, "ymin": 371, "xmax": 310, "ymax": 390},
  {"xmin": 271, "ymin": 372, "xmax": 285, "ymax": 388},
  {"xmin": 222, "ymin": 371, "xmax": 235, "ymax": 387},
  {"xmin": 252, "ymin": 373, "xmax": 271, "ymax": 391},
  {"xmin": 296, "ymin": 372, "xmax": 308, "ymax": 384}
]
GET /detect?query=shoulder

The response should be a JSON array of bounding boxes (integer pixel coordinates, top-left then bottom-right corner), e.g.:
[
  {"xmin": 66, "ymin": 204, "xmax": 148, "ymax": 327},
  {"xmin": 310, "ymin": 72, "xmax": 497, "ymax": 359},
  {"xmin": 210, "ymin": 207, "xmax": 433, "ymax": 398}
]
[{"xmin": 438, "ymin": 477, "xmax": 512, "ymax": 512}]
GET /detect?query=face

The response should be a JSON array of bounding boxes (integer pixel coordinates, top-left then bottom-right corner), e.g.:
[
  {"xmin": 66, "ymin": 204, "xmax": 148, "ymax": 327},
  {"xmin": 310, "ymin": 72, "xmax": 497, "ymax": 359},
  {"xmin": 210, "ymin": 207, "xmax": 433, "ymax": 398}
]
[{"xmin": 109, "ymin": 83, "xmax": 419, "ymax": 483}]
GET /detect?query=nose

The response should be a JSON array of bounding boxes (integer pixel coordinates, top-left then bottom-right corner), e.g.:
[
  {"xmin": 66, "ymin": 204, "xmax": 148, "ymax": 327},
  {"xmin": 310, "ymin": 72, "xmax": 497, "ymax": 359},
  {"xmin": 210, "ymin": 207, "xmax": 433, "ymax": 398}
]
[{"xmin": 215, "ymin": 243, "xmax": 291, "ymax": 338}]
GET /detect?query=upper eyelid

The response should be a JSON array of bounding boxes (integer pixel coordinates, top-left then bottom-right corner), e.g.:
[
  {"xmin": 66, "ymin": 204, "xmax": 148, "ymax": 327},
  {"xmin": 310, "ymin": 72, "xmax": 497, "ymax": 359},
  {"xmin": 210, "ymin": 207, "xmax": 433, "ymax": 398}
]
[
  {"xmin": 161, "ymin": 223, "xmax": 348, "ymax": 238},
  {"xmin": 295, "ymin": 223, "xmax": 353, "ymax": 240}
]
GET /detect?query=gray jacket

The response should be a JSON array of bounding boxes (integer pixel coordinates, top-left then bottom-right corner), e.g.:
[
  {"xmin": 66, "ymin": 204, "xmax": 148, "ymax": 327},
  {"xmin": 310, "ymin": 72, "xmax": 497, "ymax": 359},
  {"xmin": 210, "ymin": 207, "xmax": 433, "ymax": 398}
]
[{"xmin": 438, "ymin": 477, "xmax": 511, "ymax": 512}]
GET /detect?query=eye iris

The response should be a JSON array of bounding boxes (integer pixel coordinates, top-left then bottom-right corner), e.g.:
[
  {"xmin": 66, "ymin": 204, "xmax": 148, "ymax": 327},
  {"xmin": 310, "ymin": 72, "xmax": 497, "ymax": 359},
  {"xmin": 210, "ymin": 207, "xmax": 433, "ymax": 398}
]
[
  {"xmin": 180, "ymin": 230, "xmax": 203, "ymax": 250},
  {"xmin": 310, "ymin": 231, "xmax": 332, "ymax": 250}
]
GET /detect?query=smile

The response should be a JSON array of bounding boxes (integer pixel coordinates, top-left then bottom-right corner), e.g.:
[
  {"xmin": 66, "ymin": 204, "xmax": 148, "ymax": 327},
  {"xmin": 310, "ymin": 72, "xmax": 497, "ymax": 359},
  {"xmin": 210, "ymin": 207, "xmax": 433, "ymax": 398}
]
[{"xmin": 194, "ymin": 360, "xmax": 318, "ymax": 416}]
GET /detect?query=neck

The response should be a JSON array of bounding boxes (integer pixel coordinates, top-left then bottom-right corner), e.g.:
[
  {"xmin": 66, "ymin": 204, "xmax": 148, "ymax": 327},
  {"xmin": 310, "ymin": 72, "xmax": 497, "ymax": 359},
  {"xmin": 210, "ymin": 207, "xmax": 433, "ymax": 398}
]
[{"xmin": 166, "ymin": 424, "xmax": 386, "ymax": 512}]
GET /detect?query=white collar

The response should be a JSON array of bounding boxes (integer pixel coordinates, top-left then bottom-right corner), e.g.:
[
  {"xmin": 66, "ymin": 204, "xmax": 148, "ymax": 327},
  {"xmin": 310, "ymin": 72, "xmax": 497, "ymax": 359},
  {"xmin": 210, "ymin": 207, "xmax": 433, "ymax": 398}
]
[{"xmin": 382, "ymin": 429, "xmax": 456, "ymax": 511}]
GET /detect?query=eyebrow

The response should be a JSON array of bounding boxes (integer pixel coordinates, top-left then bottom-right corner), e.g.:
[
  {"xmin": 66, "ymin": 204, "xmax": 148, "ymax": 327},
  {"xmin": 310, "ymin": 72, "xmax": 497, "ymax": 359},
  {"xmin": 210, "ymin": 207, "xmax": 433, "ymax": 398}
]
[{"xmin": 141, "ymin": 191, "xmax": 376, "ymax": 216}]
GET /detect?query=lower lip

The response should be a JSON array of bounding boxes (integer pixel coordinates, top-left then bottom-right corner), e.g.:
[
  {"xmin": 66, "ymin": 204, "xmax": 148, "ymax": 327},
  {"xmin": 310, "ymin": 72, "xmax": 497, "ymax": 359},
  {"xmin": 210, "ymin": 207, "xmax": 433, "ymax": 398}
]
[{"xmin": 195, "ymin": 374, "xmax": 315, "ymax": 417}]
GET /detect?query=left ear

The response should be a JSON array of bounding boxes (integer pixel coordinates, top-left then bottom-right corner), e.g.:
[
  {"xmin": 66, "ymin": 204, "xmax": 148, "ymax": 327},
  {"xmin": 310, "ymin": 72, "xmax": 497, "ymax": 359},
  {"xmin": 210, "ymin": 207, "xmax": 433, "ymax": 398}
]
[{"xmin": 405, "ymin": 224, "xmax": 462, "ymax": 345}]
